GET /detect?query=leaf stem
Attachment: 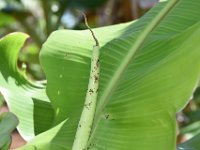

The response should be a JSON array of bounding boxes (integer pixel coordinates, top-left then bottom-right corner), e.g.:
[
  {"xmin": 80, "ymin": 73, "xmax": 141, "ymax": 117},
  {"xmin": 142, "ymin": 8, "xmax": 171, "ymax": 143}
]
[
  {"xmin": 72, "ymin": 45, "xmax": 100, "ymax": 150},
  {"xmin": 72, "ymin": 13, "xmax": 100, "ymax": 150},
  {"xmin": 80, "ymin": 12, "xmax": 99, "ymax": 46}
]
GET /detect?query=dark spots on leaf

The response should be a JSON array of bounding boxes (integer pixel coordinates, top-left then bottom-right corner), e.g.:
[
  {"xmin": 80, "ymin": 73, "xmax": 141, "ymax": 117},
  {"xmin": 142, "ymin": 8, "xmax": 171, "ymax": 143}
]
[
  {"xmin": 88, "ymin": 101, "xmax": 92, "ymax": 106},
  {"xmin": 84, "ymin": 101, "xmax": 92, "ymax": 110},
  {"xmin": 105, "ymin": 114, "xmax": 110, "ymax": 119},
  {"xmin": 89, "ymin": 89, "xmax": 94, "ymax": 95},
  {"xmin": 87, "ymin": 140, "xmax": 97, "ymax": 149},
  {"xmin": 96, "ymin": 59, "xmax": 100, "ymax": 68},
  {"xmin": 84, "ymin": 104, "xmax": 90, "ymax": 110},
  {"xmin": 94, "ymin": 75, "xmax": 99, "ymax": 83},
  {"xmin": 104, "ymin": 113, "xmax": 115, "ymax": 121}
]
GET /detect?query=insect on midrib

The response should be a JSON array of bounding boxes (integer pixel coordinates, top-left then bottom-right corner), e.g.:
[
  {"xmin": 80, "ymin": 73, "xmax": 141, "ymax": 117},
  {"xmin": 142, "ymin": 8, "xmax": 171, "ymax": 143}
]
[{"xmin": 72, "ymin": 11, "xmax": 100, "ymax": 150}]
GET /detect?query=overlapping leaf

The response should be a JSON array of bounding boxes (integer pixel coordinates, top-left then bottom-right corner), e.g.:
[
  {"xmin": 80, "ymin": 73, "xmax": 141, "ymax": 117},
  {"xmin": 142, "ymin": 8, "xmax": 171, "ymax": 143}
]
[{"xmin": 0, "ymin": 33, "xmax": 54, "ymax": 141}]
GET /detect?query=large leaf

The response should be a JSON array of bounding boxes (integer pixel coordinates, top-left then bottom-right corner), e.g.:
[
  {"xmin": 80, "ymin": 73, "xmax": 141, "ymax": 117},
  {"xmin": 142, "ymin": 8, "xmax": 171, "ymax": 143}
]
[
  {"xmin": 88, "ymin": 21, "xmax": 200, "ymax": 150},
  {"xmin": 17, "ymin": 0, "xmax": 200, "ymax": 150},
  {"xmin": 0, "ymin": 33, "xmax": 54, "ymax": 140}
]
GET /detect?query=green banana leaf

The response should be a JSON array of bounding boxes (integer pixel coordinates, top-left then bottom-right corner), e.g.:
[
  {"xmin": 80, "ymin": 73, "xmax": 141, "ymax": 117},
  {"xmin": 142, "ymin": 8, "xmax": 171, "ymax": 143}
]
[
  {"xmin": 1, "ymin": 0, "xmax": 200, "ymax": 150},
  {"xmin": 0, "ymin": 112, "xmax": 18, "ymax": 150},
  {"xmin": 0, "ymin": 33, "xmax": 54, "ymax": 141}
]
